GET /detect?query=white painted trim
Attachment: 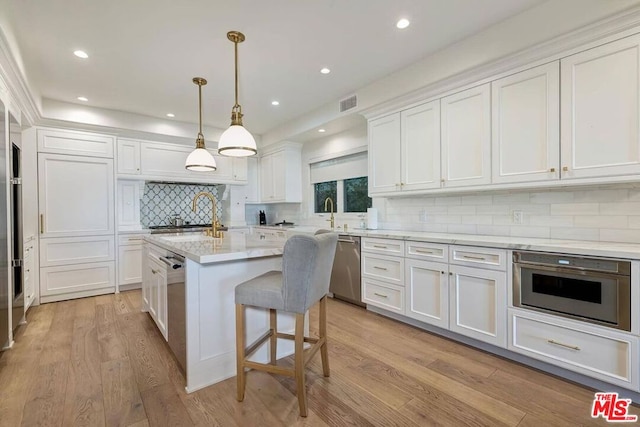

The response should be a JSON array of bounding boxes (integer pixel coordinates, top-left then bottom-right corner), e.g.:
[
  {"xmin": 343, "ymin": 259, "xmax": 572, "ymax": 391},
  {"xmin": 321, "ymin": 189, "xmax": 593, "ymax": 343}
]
[{"xmin": 307, "ymin": 144, "xmax": 367, "ymax": 165}]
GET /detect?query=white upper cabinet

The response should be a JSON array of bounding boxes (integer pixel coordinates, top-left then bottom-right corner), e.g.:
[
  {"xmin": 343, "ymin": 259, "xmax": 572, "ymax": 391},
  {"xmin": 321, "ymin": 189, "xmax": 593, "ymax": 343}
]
[
  {"xmin": 368, "ymin": 113, "xmax": 401, "ymax": 195},
  {"xmin": 38, "ymin": 128, "xmax": 114, "ymax": 158},
  {"xmin": 441, "ymin": 83, "xmax": 491, "ymax": 188},
  {"xmin": 259, "ymin": 143, "xmax": 301, "ymax": 203},
  {"xmin": 401, "ymin": 100, "xmax": 441, "ymax": 191},
  {"xmin": 38, "ymin": 153, "xmax": 115, "ymax": 238},
  {"xmin": 492, "ymin": 62, "xmax": 560, "ymax": 184},
  {"xmin": 117, "ymin": 138, "xmax": 141, "ymax": 175},
  {"xmin": 561, "ymin": 35, "xmax": 640, "ymax": 179}
]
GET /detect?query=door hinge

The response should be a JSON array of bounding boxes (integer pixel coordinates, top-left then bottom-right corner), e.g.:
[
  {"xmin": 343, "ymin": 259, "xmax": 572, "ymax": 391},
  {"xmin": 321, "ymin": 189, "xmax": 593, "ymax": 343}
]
[
  {"xmin": 10, "ymin": 178, "xmax": 21, "ymax": 185},
  {"xmin": 11, "ymin": 259, "xmax": 22, "ymax": 267}
]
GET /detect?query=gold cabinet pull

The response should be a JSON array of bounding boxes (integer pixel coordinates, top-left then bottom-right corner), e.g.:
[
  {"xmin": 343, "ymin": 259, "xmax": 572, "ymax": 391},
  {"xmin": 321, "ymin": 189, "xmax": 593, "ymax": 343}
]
[
  {"xmin": 373, "ymin": 245, "xmax": 387, "ymax": 249},
  {"xmin": 549, "ymin": 168, "xmax": 556, "ymax": 172},
  {"xmin": 373, "ymin": 266, "xmax": 388, "ymax": 271},
  {"xmin": 415, "ymin": 249, "xmax": 434, "ymax": 254},
  {"xmin": 373, "ymin": 292, "xmax": 388, "ymax": 298},
  {"xmin": 547, "ymin": 339, "xmax": 580, "ymax": 351},
  {"xmin": 40, "ymin": 214, "xmax": 44, "ymax": 234},
  {"xmin": 562, "ymin": 166, "xmax": 569, "ymax": 172}
]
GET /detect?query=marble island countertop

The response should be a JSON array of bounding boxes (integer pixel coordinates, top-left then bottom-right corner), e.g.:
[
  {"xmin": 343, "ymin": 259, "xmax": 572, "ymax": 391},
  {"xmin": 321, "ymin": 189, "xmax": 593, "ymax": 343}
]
[{"xmin": 144, "ymin": 231, "xmax": 284, "ymax": 264}]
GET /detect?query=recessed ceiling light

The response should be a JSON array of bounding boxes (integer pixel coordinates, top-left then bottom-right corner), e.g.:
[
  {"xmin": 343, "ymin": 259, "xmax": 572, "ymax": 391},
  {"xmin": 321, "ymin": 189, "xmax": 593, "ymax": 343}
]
[
  {"xmin": 318, "ymin": 128, "xmax": 326, "ymax": 133},
  {"xmin": 74, "ymin": 50, "xmax": 89, "ymax": 59},
  {"xmin": 320, "ymin": 67, "xmax": 331, "ymax": 74},
  {"xmin": 271, "ymin": 101, "xmax": 280, "ymax": 106},
  {"xmin": 396, "ymin": 18, "xmax": 410, "ymax": 29},
  {"xmin": 166, "ymin": 113, "xmax": 175, "ymax": 117},
  {"xmin": 77, "ymin": 96, "xmax": 88, "ymax": 102}
]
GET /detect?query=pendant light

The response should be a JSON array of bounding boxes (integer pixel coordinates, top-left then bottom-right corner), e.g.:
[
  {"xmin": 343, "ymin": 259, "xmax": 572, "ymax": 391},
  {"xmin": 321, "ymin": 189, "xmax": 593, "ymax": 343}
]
[
  {"xmin": 185, "ymin": 77, "xmax": 217, "ymax": 171},
  {"xmin": 217, "ymin": 31, "xmax": 257, "ymax": 157}
]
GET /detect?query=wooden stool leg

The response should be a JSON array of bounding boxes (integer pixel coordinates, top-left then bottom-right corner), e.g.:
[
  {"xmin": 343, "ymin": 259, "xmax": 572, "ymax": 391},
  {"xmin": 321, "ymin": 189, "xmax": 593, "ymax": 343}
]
[
  {"xmin": 294, "ymin": 313, "xmax": 308, "ymax": 417},
  {"xmin": 235, "ymin": 303, "xmax": 246, "ymax": 402},
  {"xmin": 319, "ymin": 296, "xmax": 330, "ymax": 377},
  {"xmin": 269, "ymin": 308, "xmax": 277, "ymax": 365}
]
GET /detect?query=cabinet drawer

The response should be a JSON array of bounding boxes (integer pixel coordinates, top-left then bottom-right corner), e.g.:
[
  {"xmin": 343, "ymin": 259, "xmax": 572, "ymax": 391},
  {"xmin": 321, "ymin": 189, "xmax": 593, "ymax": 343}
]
[
  {"xmin": 40, "ymin": 236, "xmax": 115, "ymax": 267},
  {"xmin": 362, "ymin": 253, "xmax": 404, "ymax": 285},
  {"xmin": 40, "ymin": 261, "xmax": 116, "ymax": 302},
  {"xmin": 362, "ymin": 278, "xmax": 404, "ymax": 314},
  {"xmin": 509, "ymin": 309, "xmax": 638, "ymax": 389},
  {"xmin": 449, "ymin": 245, "xmax": 506, "ymax": 271},
  {"xmin": 406, "ymin": 241, "xmax": 448, "ymax": 262},
  {"xmin": 118, "ymin": 234, "xmax": 147, "ymax": 246},
  {"xmin": 362, "ymin": 237, "xmax": 404, "ymax": 255}
]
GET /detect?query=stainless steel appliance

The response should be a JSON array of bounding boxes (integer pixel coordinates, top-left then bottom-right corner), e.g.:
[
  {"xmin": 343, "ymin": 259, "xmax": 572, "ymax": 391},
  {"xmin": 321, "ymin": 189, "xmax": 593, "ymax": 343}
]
[
  {"xmin": 0, "ymin": 99, "xmax": 7, "ymax": 349},
  {"xmin": 513, "ymin": 251, "xmax": 631, "ymax": 331},
  {"xmin": 165, "ymin": 252, "xmax": 186, "ymax": 372},
  {"xmin": 10, "ymin": 130, "xmax": 23, "ymax": 332},
  {"xmin": 329, "ymin": 235, "xmax": 364, "ymax": 307}
]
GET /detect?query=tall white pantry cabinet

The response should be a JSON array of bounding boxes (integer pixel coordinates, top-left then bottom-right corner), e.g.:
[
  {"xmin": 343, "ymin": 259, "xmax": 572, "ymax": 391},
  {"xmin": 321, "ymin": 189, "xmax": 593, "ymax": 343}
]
[{"xmin": 35, "ymin": 128, "xmax": 116, "ymax": 303}]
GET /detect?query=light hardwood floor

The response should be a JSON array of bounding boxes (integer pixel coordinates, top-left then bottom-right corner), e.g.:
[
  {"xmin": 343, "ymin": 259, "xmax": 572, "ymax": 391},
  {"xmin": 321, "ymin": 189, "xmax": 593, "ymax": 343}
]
[{"xmin": 0, "ymin": 290, "xmax": 636, "ymax": 426}]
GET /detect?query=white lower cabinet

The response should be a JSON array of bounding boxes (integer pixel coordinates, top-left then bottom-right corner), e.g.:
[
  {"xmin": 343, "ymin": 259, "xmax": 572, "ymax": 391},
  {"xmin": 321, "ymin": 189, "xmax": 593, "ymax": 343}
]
[
  {"xmin": 40, "ymin": 261, "xmax": 115, "ymax": 303},
  {"xmin": 509, "ymin": 308, "xmax": 638, "ymax": 390},
  {"xmin": 362, "ymin": 277, "xmax": 404, "ymax": 314},
  {"xmin": 118, "ymin": 234, "xmax": 145, "ymax": 287},
  {"xmin": 23, "ymin": 240, "xmax": 35, "ymax": 311},
  {"xmin": 142, "ymin": 246, "xmax": 168, "ymax": 340},
  {"xmin": 361, "ymin": 238, "xmax": 405, "ymax": 313},
  {"xmin": 449, "ymin": 264, "xmax": 507, "ymax": 348},
  {"xmin": 405, "ymin": 259, "xmax": 449, "ymax": 329}
]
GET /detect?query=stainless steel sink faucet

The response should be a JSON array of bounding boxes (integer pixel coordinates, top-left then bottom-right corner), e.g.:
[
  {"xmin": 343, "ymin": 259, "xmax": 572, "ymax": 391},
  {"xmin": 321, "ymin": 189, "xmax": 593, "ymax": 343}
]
[{"xmin": 192, "ymin": 191, "xmax": 223, "ymax": 238}]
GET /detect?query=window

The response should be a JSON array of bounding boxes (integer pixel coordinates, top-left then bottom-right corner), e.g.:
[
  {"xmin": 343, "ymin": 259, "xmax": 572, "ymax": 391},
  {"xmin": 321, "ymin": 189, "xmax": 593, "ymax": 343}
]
[
  {"xmin": 310, "ymin": 150, "xmax": 370, "ymax": 214},
  {"xmin": 344, "ymin": 177, "xmax": 372, "ymax": 212},
  {"xmin": 314, "ymin": 181, "xmax": 337, "ymax": 213}
]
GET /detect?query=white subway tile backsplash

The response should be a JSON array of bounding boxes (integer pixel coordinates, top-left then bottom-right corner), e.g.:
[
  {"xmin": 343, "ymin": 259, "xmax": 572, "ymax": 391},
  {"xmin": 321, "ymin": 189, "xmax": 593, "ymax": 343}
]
[
  {"xmin": 550, "ymin": 227, "xmax": 599, "ymax": 241},
  {"xmin": 510, "ymin": 226, "xmax": 550, "ymax": 239},
  {"xmin": 600, "ymin": 228, "xmax": 640, "ymax": 244},
  {"xmin": 372, "ymin": 184, "xmax": 640, "ymax": 244},
  {"xmin": 550, "ymin": 203, "xmax": 599, "ymax": 215},
  {"xmin": 573, "ymin": 216, "xmax": 628, "ymax": 229}
]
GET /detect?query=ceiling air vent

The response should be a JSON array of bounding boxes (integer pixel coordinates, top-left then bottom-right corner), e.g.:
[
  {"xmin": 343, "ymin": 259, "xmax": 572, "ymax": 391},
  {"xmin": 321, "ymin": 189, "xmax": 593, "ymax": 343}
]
[{"xmin": 339, "ymin": 95, "xmax": 357, "ymax": 113}]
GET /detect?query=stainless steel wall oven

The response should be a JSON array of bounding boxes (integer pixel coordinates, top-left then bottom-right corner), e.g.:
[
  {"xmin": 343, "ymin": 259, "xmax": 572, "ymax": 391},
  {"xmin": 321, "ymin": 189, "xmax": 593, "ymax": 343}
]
[{"xmin": 513, "ymin": 251, "xmax": 631, "ymax": 331}]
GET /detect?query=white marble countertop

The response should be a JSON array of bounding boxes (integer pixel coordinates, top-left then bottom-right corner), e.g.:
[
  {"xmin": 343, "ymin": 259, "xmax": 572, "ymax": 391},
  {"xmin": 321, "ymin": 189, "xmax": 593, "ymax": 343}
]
[{"xmin": 144, "ymin": 231, "xmax": 284, "ymax": 264}]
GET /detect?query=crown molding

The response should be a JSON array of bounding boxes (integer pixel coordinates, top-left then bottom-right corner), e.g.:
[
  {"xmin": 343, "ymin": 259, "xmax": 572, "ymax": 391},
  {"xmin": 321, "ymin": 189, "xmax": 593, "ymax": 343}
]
[
  {"xmin": 360, "ymin": 6, "xmax": 640, "ymax": 120},
  {"xmin": 0, "ymin": 27, "xmax": 41, "ymax": 126}
]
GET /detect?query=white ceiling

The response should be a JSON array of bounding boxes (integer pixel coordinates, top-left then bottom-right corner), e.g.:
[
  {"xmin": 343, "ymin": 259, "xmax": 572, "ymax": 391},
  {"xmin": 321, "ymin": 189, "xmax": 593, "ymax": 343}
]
[{"xmin": 1, "ymin": 0, "xmax": 546, "ymax": 136}]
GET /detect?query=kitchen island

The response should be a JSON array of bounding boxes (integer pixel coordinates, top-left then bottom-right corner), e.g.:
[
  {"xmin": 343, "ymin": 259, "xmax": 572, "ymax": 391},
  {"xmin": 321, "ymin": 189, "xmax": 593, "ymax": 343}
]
[{"xmin": 142, "ymin": 230, "xmax": 298, "ymax": 393}]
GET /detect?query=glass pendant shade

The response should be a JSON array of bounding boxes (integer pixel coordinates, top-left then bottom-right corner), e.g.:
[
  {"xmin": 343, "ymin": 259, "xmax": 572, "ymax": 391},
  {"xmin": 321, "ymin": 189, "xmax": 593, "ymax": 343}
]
[
  {"xmin": 186, "ymin": 77, "xmax": 217, "ymax": 171},
  {"xmin": 218, "ymin": 31, "xmax": 257, "ymax": 158},
  {"xmin": 218, "ymin": 124, "xmax": 257, "ymax": 157},
  {"xmin": 185, "ymin": 146, "xmax": 216, "ymax": 171}
]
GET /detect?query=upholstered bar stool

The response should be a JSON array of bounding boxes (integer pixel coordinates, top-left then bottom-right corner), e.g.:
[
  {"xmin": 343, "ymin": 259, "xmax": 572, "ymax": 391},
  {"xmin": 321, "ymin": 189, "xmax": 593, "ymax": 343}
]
[{"xmin": 235, "ymin": 233, "xmax": 338, "ymax": 417}]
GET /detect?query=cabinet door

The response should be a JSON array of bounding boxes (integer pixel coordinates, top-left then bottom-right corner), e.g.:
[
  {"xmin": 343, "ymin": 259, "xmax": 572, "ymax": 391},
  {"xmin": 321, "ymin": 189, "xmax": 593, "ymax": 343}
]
[
  {"xmin": 157, "ymin": 264, "xmax": 168, "ymax": 340},
  {"xmin": 244, "ymin": 157, "xmax": 259, "ymax": 203},
  {"xmin": 368, "ymin": 113, "xmax": 401, "ymax": 195},
  {"xmin": 38, "ymin": 153, "xmax": 115, "ymax": 238},
  {"xmin": 147, "ymin": 256, "xmax": 161, "ymax": 321},
  {"xmin": 117, "ymin": 139, "xmax": 141, "ymax": 175},
  {"xmin": 561, "ymin": 35, "xmax": 640, "ymax": 179},
  {"xmin": 449, "ymin": 265, "xmax": 506, "ymax": 347},
  {"xmin": 141, "ymin": 245, "xmax": 150, "ymax": 311},
  {"xmin": 441, "ymin": 84, "xmax": 491, "ymax": 188},
  {"xmin": 259, "ymin": 153, "xmax": 275, "ymax": 201},
  {"xmin": 270, "ymin": 151, "xmax": 286, "ymax": 201},
  {"xmin": 118, "ymin": 244, "xmax": 143, "ymax": 286},
  {"xmin": 492, "ymin": 62, "xmax": 560, "ymax": 184},
  {"xmin": 23, "ymin": 242, "xmax": 35, "ymax": 311},
  {"xmin": 401, "ymin": 101, "xmax": 441, "ymax": 191},
  {"xmin": 37, "ymin": 128, "xmax": 114, "ymax": 158},
  {"xmin": 405, "ymin": 259, "xmax": 449, "ymax": 329},
  {"xmin": 39, "ymin": 261, "xmax": 115, "ymax": 303},
  {"xmin": 232, "ymin": 158, "xmax": 248, "ymax": 182},
  {"xmin": 117, "ymin": 180, "xmax": 141, "ymax": 229}
]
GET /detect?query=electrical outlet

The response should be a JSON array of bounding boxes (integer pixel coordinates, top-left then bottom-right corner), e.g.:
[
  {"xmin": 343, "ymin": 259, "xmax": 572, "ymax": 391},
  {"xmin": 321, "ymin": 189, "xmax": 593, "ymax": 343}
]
[
  {"xmin": 418, "ymin": 209, "xmax": 428, "ymax": 222},
  {"xmin": 512, "ymin": 210, "xmax": 523, "ymax": 224}
]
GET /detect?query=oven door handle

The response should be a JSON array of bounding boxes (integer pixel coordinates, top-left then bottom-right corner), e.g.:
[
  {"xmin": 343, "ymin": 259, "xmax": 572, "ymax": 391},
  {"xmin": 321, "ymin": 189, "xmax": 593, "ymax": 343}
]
[{"xmin": 513, "ymin": 262, "xmax": 628, "ymax": 279}]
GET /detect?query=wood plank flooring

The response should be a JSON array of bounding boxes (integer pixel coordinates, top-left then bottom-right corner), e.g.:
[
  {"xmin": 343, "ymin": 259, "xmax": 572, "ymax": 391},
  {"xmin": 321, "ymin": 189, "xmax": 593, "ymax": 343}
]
[{"xmin": 0, "ymin": 290, "xmax": 636, "ymax": 426}]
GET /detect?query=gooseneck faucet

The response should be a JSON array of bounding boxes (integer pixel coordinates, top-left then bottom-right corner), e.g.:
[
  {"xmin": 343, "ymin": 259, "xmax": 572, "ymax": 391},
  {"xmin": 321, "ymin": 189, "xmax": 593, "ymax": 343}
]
[
  {"xmin": 324, "ymin": 197, "xmax": 335, "ymax": 230},
  {"xmin": 192, "ymin": 191, "xmax": 223, "ymax": 238}
]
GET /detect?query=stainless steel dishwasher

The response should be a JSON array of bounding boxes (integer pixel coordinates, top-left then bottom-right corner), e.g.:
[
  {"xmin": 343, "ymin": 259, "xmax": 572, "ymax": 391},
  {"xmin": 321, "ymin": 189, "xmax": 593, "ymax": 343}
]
[
  {"xmin": 165, "ymin": 252, "xmax": 187, "ymax": 372},
  {"xmin": 329, "ymin": 235, "xmax": 364, "ymax": 307}
]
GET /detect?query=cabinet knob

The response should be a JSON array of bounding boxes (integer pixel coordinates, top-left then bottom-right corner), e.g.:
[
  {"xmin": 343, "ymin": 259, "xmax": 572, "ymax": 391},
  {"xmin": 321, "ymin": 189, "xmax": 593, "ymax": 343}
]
[
  {"xmin": 449, "ymin": 272, "xmax": 453, "ymax": 276},
  {"xmin": 441, "ymin": 179, "xmax": 445, "ymax": 183},
  {"xmin": 549, "ymin": 168, "xmax": 556, "ymax": 173},
  {"xmin": 562, "ymin": 166, "xmax": 569, "ymax": 172},
  {"xmin": 441, "ymin": 271, "xmax": 445, "ymax": 274}
]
